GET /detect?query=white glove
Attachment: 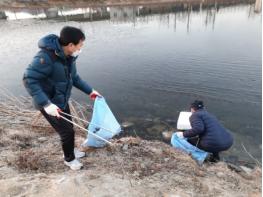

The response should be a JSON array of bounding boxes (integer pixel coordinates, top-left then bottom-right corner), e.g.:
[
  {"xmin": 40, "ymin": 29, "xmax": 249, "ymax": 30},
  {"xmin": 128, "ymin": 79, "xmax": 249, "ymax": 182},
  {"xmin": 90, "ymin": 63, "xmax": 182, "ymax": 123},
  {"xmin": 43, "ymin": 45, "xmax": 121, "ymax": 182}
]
[
  {"xmin": 176, "ymin": 132, "xmax": 184, "ymax": 138},
  {"xmin": 44, "ymin": 103, "xmax": 60, "ymax": 117}
]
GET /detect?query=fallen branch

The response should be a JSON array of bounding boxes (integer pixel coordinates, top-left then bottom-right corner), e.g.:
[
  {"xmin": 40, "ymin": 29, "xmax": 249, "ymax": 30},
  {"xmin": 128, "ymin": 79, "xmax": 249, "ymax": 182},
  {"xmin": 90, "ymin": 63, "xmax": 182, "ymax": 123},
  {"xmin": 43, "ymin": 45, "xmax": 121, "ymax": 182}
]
[{"xmin": 241, "ymin": 143, "xmax": 261, "ymax": 167}]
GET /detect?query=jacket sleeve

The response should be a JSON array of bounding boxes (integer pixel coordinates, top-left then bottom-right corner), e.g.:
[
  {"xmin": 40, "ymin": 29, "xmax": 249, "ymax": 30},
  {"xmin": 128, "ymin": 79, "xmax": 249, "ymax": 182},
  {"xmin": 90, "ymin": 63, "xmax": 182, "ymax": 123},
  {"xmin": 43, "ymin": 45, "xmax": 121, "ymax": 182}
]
[
  {"xmin": 183, "ymin": 113, "xmax": 205, "ymax": 138},
  {"xmin": 22, "ymin": 53, "xmax": 52, "ymax": 108},
  {"xmin": 71, "ymin": 62, "xmax": 93, "ymax": 94},
  {"xmin": 72, "ymin": 74, "xmax": 93, "ymax": 95}
]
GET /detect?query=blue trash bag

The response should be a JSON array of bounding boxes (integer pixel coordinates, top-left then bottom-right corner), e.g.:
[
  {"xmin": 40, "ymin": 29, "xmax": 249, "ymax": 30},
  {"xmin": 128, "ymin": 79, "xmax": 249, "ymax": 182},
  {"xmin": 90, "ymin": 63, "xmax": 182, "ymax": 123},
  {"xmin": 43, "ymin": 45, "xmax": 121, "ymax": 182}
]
[
  {"xmin": 171, "ymin": 133, "xmax": 208, "ymax": 165},
  {"xmin": 82, "ymin": 97, "xmax": 122, "ymax": 147}
]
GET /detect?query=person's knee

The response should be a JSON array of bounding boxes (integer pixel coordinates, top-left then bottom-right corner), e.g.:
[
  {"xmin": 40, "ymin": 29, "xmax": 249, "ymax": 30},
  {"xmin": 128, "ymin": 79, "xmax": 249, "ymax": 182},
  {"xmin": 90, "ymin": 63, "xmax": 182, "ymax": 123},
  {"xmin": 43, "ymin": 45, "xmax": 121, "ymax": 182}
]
[{"xmin": 59, "ymin": 130, "xmax": 75, "ymax": 142}]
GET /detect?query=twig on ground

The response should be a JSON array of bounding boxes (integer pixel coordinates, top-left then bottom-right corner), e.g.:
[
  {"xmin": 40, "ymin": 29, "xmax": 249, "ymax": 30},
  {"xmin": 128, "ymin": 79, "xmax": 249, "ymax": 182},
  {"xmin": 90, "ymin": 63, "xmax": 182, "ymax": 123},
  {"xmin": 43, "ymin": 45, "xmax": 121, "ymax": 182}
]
[{"xmin": 241, "ymin": 143, "xmax": 261, "ymax": 167}]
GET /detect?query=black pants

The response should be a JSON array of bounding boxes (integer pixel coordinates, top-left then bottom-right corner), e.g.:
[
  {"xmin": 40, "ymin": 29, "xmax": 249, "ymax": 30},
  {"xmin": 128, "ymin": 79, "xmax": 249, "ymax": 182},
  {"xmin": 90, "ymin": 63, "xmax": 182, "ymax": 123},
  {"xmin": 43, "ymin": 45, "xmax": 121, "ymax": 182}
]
[
  {"xmin": 41, "ymin": 104, "xmax": 75, "ymax": 162},
  {"xmin": 187, "ymin": 137, "xmax": 220, "ymax": 160}
]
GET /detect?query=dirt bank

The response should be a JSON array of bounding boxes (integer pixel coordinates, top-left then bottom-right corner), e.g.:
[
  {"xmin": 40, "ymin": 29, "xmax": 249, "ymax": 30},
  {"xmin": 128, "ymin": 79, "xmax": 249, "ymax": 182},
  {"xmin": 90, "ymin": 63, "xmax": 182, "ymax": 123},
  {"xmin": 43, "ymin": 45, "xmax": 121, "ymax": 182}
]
[{"xmin": 0, "ymin": 97, "xmax": 261, "ymax": 197}]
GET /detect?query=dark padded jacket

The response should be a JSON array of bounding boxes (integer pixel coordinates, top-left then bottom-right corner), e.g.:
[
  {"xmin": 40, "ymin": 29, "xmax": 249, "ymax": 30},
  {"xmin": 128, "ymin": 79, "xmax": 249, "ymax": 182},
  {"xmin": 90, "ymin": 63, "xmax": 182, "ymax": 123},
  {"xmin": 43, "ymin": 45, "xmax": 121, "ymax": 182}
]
[
  {"xmin": 183, "ymin": 109, "xmax": 233, "ymax": 153},
  {"xmin": 23, "ymin": 34, "xmax": 93, "ymax": 110}
]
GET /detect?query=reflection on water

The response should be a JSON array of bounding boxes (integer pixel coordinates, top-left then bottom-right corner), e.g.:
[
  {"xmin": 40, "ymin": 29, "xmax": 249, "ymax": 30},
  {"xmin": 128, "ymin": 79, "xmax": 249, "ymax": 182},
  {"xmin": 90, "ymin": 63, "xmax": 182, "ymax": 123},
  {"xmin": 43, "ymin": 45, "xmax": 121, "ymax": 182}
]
[
  {"xmin": 0, "ymin": 0, "xmax": 260, "ymax": 23},
  {"xmin": 0, "ymin": 1, "xmax": 261, "ymax": 162}
]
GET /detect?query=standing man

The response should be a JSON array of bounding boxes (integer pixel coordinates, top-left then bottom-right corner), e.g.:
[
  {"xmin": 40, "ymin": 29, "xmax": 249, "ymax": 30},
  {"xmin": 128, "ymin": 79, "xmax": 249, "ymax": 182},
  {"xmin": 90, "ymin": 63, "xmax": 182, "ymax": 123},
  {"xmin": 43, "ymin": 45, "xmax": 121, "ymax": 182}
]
[
  {"xmin": 177, "ymin": 100, "xmax": 233, "ymax": 161},
  {"xmin": 23, "ymin": 26, "xmax": 101, "ymax": 170}
]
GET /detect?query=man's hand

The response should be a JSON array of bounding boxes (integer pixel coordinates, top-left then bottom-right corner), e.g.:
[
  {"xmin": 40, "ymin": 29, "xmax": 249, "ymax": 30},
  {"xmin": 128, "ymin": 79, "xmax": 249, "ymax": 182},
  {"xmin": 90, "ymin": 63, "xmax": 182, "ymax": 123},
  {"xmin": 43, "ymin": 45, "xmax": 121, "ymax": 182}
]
[
  {"xmin": 89, "ymin": 90, "xmax": 102, "ymax": 100},
  {"xmin": 176, "ymin": 132, "xmax": 184, "ymax": 138},
  {"xmin": 44, "ymin": 103, "xmax": 61, "ymax": 117}
]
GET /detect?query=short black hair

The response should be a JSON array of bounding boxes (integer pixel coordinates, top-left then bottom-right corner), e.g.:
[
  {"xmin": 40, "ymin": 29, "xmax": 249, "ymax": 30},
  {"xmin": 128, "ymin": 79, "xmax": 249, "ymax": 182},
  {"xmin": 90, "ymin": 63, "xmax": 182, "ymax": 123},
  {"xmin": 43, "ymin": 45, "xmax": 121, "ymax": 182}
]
[
  {"xmin": 59, "ymin": 26, "xmax": 85, "ymax": 46},
  {"xmin": 190, "ymin": 100, "xmax": 204, "ymax": 110}
]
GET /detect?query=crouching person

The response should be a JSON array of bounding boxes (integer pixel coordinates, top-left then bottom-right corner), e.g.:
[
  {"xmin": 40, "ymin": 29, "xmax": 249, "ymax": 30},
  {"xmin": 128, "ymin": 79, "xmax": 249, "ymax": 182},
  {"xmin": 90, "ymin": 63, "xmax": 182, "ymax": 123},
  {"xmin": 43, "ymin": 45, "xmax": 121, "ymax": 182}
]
[
  {"xmin": 23, "ymin": 26, "xmax": 101, "ymax": 170},
  {"xmin": 177, "ymin": 100, "xmax": 233, "ymax": 161}
]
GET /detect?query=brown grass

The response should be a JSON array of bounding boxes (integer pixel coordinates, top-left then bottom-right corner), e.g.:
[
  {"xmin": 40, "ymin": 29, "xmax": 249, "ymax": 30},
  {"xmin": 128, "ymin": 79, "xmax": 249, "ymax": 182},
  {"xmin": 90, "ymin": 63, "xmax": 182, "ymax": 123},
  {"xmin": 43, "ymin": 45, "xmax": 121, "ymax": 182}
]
[{"xmin": 14, "ymin": 149, "xmax": 48, "ymax": 171}]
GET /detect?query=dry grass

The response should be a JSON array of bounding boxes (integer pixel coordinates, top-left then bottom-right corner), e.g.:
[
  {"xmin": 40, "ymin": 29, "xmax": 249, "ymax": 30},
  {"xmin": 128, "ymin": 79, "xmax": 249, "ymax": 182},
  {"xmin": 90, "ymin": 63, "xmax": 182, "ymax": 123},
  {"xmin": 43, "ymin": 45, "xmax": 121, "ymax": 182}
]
[
  {"xmin": 0, "ymin": 88, "xmax": 261, "ymax": 197},
  {"xmin": 0, "ymin": 87, "xmax": 92, "ymax": 173},
  {"xmin": 14, "ymin": 149, "xmax": 48, "ymax": 171},
  {"xmin": 3, "ymin": 129, "xmax": 66, "ymax": 173}
]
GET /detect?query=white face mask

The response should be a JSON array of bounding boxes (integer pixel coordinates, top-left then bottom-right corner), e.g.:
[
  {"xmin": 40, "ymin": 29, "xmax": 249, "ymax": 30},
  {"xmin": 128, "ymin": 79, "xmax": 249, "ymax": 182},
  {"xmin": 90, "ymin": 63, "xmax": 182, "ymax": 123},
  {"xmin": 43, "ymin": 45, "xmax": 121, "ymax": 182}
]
[{"xmin": 71, "ymin": 49, "xmax": 82, "ymax": 57}]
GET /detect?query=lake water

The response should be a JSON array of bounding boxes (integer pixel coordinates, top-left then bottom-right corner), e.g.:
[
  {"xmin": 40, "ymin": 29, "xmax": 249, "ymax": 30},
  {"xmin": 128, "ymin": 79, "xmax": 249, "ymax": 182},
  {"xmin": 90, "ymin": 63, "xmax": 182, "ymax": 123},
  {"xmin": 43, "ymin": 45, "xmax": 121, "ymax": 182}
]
[{"xmin": 0, "ymin": 2, "xmax": 261, "ymax": 162}]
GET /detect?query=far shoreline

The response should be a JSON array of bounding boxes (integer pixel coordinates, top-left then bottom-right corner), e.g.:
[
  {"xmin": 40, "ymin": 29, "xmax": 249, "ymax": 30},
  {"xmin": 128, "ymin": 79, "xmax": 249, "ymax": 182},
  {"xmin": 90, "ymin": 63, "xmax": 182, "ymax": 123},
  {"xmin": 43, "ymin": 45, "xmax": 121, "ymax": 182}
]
[{"xmin": 0, "ymin": 0, "xmax": 256, "ymax": 10}]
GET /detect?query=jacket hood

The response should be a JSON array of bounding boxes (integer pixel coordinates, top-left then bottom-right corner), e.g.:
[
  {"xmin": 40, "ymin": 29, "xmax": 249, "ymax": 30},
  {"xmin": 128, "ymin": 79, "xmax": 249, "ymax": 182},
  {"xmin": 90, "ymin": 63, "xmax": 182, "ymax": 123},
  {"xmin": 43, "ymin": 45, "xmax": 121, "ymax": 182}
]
[{"xmin": 38, "ymin": 34, "xmax": 66, "ymax": 60}]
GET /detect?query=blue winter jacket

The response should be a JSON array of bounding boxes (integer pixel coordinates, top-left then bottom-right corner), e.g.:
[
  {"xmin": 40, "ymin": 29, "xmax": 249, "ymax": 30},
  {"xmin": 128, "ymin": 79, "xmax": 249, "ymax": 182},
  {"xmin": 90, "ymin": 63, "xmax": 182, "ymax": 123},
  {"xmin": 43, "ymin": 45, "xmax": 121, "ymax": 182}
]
[
  {"xmin": 23, "ymin": 34, "xmax": 93, "ymax": 110},
  {"xmin": 183, "ymin": 109, "xmax": 233, "ymax": 153}
]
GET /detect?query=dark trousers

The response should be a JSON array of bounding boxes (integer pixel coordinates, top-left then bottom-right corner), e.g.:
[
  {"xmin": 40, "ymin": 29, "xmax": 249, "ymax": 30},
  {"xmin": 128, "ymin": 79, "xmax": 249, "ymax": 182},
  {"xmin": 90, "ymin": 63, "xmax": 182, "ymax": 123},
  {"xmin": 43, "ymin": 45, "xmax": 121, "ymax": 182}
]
[
  {"xmin": 40, "ymin": 104, "xmax": 75, "ymax": 162},
  {"xmin": 187, "ymin": 137, "xmax": 220, "ymax": 160}
]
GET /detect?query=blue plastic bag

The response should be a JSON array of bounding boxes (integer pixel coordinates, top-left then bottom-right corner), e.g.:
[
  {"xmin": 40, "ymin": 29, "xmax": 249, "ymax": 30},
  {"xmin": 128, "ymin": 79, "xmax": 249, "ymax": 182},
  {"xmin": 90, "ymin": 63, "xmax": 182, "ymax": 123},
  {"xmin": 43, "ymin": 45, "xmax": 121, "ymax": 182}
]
[
  {"xmin": 171, "ymin": 133, "xmax": 208, "ymax": 165},
  {"xmin": 83, "ymin": 97, "xmax": 122, "ymax": 147}
]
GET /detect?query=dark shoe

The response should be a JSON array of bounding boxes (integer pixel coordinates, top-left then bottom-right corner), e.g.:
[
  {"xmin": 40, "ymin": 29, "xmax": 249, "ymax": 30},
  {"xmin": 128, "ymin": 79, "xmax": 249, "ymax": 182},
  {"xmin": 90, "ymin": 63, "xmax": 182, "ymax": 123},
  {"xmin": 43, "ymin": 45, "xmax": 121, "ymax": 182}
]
[{"xmin": 205, "ymin": 153, "xmax": 220, "ymax": 163}]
